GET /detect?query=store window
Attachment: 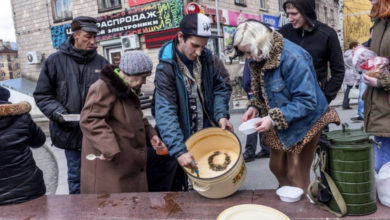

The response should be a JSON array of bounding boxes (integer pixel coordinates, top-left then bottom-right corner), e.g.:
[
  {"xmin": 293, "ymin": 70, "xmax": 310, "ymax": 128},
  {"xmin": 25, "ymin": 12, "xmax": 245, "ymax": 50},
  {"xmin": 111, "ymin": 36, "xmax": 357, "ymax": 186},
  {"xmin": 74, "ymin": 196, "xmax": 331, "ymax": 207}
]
[
  {"xmin": 104, "ymin": 47, "xmax": 122, "ymax": 65},
  {"xmin": 234, "ymin": 0, "xmax": 246, "ymax": 7},
  {"xmin": 259, "ymin": 0, "xmax": 267, "ymax": 11},
  {"xmin": 52, "ymin": 0, "xmax": 72, "ymax": 22},
  {"xmin": 98, "ymin": 0, "xmax": 122, "ymax": 13}
]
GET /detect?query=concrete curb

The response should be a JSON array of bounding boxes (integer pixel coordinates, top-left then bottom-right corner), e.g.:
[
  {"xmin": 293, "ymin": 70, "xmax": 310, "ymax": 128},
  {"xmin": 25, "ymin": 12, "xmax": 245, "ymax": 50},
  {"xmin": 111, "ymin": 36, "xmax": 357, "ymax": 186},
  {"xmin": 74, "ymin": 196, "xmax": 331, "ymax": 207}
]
[{"xmin": 42, "ymin": 144, "xmax": 59, "ymax": 194}]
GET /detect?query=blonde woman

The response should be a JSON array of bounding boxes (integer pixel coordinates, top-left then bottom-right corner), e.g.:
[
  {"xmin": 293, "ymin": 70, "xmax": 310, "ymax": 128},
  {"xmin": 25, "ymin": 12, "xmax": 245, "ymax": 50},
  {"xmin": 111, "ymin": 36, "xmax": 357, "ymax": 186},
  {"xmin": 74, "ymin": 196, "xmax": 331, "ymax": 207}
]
[{"xmin": 233, "ymin": 20, "xmax": 339, "ymax": 191}]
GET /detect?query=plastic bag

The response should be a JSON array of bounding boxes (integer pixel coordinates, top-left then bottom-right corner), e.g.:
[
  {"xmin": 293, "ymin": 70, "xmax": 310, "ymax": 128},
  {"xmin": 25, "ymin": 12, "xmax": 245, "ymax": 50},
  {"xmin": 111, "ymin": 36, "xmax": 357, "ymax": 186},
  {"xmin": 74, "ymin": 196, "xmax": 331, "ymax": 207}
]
[
  {"xmin": 376, "ymin": 161, "xmax": 390, "ymax": 207},
  {"xmin": 360, "ymin": 56, "xmax": 389, "ymax": 78},
  {"xmin": 352, "ymin": 45, "xmax": 376, "ymax": 72}
]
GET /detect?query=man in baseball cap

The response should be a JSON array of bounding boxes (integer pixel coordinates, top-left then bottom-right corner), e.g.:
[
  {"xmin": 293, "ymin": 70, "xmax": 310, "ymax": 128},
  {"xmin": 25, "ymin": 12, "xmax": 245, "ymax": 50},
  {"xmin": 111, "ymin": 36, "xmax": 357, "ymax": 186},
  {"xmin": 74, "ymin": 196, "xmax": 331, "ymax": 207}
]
[{"xmin": 148, "ymin": 13, "xmax": 232, "ymax": 192}]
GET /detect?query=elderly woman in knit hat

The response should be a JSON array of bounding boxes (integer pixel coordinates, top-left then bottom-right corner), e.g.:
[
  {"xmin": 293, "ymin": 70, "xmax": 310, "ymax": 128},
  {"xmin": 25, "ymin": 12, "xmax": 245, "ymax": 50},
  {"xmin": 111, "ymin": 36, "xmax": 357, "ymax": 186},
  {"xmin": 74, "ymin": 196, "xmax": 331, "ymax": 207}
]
[
  {"xmin": 80, "ymin": 51, "xmax": 166, "ymax": 193},
  {"xmin": 233, "ymin": 20, "xmax": 340, "ymax": 192}
]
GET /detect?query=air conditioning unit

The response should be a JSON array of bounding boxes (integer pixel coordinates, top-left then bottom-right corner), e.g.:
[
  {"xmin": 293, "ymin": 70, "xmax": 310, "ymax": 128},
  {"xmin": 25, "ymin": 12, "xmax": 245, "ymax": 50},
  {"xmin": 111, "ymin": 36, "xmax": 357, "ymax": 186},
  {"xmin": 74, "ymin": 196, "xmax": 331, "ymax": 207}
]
[
  {"xmin": 27, "ymin": 51, "xmax": 43, "ymax": 64},
  {"xmin": 121, "ymin": 35, "xmax": 140, "ymax": 51}
]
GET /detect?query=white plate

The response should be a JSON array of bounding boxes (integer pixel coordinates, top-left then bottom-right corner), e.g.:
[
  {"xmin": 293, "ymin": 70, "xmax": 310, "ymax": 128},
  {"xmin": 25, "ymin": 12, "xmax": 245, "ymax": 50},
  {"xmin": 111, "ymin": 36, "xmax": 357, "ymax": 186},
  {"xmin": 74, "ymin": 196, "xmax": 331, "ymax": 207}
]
[
  {"xmin": 238, "ymin": 118, "xmax": 260, "ymax": 135},
  {"xmin": 61, "ymin": 114, "xmax": 80, "ymax": 121},
  {"xmin": 217, "ymin": 204, "xmax": 290, "ymax": 220}
]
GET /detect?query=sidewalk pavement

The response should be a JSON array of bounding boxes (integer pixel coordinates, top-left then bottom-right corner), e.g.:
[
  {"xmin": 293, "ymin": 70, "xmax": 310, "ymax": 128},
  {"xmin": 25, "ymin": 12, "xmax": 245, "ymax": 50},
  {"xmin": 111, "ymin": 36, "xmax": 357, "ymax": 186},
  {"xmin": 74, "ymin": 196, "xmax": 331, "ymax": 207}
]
[{"xmin": 32, "ymin": 92, "xmax": 362, "ymax": 195}]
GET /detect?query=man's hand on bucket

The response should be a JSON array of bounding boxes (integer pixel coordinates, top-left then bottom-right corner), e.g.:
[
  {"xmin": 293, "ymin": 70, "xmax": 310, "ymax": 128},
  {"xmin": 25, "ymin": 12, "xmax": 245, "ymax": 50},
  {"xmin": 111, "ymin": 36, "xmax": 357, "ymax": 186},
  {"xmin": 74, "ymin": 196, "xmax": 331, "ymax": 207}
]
[
  {"xmin": 178, "ymin": 152, "xmax": 198, "ymax": 170},
  {"xmin": 218, "ymin": 118, "xmax": 233, "ymax": 131}
]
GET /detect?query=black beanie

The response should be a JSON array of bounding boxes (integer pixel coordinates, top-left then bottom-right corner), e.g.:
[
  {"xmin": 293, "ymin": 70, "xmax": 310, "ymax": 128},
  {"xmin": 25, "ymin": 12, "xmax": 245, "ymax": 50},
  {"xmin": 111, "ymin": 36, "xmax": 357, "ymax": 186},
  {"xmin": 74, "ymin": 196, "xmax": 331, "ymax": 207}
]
[{"xmin": 0, "ymin": 86, "xmax": 10, "ymax": 101}]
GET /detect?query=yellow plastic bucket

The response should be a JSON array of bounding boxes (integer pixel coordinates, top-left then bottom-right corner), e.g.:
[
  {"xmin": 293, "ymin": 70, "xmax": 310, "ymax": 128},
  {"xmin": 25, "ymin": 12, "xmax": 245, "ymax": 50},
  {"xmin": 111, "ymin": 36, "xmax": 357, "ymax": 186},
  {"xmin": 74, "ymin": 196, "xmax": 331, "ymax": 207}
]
[{"xmin": 184, "ymin": 128, "xmax": 246, "ymax": 199}]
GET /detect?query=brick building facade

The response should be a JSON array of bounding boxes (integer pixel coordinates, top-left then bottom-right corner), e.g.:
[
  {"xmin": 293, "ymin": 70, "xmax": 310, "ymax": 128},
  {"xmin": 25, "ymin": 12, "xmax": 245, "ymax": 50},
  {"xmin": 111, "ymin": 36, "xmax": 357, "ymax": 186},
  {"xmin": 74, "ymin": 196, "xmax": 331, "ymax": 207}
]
[
  {"xmin": 11, "ymin": 0, "xmax": 341, "ymax": 93},
  {"xmin": 0, "ymin": 40, "xmax": 20, "ymax": 81}
]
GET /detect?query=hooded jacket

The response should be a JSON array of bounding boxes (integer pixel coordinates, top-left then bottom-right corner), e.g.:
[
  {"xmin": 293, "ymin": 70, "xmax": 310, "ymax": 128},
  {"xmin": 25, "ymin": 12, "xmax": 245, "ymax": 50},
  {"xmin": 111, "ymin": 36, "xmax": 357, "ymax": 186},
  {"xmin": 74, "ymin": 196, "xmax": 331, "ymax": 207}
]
[
  {"xmin": 0, "ymin": 101, "xmax": 46, "ymax": 205},
  {"xmin": 279, "ymin": 0, "xmax": 345, "ymax": 103},
  {"xmin": 152, "ymin": 39, "xmax": 229, "ymax": 158},
  {"xmin": 33, "ymin": 36, "xmax": 107, "ymax": 151}
]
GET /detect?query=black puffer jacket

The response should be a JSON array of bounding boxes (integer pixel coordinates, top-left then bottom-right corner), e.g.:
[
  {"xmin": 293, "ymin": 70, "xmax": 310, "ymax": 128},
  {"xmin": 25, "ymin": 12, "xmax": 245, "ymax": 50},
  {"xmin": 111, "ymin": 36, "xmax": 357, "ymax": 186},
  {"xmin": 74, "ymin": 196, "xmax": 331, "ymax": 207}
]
[
  {"xmin": 279, "ymin": 0, "xmax": 345, "ymax": 103},
  {"xmin": 33, "ymin": 36, "xmax": 107, "ymax": 150},
  {"xmin": 0, "ymin": 101, "xmax": 46, "ymax": 205}
]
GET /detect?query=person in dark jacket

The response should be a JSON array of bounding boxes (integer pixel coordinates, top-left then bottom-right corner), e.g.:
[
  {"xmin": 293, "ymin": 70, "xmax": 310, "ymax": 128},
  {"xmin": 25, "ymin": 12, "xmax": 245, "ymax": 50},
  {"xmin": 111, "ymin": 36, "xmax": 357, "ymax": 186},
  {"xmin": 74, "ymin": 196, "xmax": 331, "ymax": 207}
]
[
  {"xmin": 279, "ymin": 0, "xmax": 345, "ymax": 104},
  {"xmin": 212, "ymin": 55, "xmax": 232, "ymax": 100},
  {"xmin": 0, "ymin": 86, "xmax": 46, "ymax": 205},
  {"xmin": 33, "ymin": 16, "xmax": 108, "ymax": 194},
  {"xmin": 242, "ymin": 59, "xmax": 270, "ymax": 162},
  {"xmin": 148, "ymin": 13, "xmax": 232, "ymax": 191}
]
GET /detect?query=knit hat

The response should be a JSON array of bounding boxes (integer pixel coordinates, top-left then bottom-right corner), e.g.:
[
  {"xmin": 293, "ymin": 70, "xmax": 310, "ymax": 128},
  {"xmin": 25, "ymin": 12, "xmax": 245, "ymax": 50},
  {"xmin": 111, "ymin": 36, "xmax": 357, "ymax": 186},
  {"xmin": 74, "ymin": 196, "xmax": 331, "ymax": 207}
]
[
  {"xmin": 119, "ymin": 51, "xmax": 153, "ymax": 75},
  {"xmin": 0, "ymin": 86, "xmax": 10, "ymax": 101}
]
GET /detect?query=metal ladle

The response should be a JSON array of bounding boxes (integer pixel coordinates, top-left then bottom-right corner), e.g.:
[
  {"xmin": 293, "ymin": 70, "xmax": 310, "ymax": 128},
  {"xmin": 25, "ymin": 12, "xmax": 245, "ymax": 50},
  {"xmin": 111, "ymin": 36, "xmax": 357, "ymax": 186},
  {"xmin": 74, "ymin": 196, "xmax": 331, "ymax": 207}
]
[{"xmin": 86, "ymin": 154, "xmax": 104, "ymax": 160}]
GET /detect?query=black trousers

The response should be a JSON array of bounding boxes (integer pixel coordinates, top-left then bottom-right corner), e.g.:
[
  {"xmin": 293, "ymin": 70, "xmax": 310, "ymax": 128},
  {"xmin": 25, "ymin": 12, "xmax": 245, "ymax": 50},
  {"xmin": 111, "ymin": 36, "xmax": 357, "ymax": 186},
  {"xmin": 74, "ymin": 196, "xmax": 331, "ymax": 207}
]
[
  {"xmin": 244, "ymin": 132, "xmax": 270, "ymax": 155},
  {"xmin": 146, "ymin": 146, "xmax": 188, "ymax": 192}
]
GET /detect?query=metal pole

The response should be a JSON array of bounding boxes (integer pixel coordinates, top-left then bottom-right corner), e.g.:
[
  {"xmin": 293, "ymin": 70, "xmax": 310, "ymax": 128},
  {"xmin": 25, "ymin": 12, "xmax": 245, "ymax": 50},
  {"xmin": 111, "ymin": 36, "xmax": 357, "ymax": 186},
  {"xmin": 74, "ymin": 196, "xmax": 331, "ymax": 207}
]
[{"xmin": 215, "ymin": 0, "xmax": 223, "ymax": 59}]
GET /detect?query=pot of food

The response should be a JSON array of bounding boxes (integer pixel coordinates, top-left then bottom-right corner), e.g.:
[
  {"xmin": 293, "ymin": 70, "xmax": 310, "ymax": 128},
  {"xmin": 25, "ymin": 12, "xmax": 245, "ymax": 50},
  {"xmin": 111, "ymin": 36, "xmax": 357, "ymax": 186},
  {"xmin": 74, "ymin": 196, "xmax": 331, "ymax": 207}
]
[{"xmin": 184, "ymin": 128, "xmax": 246, "ymax": 199}]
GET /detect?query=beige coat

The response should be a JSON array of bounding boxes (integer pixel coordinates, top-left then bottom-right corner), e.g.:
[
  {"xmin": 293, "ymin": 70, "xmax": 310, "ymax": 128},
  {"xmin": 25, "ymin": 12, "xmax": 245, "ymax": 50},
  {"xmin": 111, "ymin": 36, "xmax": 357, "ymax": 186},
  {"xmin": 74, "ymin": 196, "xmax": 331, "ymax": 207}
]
[{"xmin": 80, "ymin": 64, "xmax": 156, "ymax": 194}]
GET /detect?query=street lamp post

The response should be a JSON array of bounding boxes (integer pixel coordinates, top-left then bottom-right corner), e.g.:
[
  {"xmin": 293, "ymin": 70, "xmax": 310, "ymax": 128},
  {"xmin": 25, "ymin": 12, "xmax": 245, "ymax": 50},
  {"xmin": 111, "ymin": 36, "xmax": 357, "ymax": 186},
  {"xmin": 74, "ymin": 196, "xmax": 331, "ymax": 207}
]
[{"xmin": 215, "ymin": 0, "xmax": 223, "ymax": 59}]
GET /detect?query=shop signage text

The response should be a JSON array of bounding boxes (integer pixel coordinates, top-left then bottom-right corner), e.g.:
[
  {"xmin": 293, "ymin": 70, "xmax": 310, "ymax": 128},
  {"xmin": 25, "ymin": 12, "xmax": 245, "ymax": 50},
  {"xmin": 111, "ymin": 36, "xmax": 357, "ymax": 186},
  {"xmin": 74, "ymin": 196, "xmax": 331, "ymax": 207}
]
[
  {"xmin": 50, "ymin": 0, "xmax": 183, "ymax": 48},
  {"xmin": 262, "ymin": 14, "xmax": 280, "ymax": 29}
]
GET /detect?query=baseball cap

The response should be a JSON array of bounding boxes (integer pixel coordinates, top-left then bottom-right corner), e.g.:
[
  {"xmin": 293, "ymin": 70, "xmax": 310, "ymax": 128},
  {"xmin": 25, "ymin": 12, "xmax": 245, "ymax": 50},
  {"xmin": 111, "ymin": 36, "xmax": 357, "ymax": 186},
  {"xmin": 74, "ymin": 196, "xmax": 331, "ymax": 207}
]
[
  {"xmin": 180, "ymin": 13, "xmax": 222, "ymax": 38},
  {"xmin": 71, "ymin": 16, "xmax": 99, "ymax": 33}
]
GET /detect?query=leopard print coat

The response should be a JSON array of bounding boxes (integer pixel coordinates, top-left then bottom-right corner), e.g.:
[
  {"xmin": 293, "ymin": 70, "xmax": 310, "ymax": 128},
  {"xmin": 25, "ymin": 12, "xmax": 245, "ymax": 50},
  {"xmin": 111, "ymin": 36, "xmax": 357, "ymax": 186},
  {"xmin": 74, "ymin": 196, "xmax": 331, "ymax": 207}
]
[{"xmin": 248, "ymin": 32, "xmax": 340, "ymax": 153}]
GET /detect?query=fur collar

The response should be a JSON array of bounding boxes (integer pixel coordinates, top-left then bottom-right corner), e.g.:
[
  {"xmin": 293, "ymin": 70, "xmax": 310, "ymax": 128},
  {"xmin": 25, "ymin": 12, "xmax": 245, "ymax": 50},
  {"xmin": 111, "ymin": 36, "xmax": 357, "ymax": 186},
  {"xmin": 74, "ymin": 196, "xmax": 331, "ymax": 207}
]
[
  {"xmin": 262, "ymin": 31, "xmax": 284, "ymax": 70},
  {"xmin": 100, "ymin": 64, "xmax": 139, "ymax": 100},
  {"xmin": 0, "ymin": 101, "xmax": 31, "ymax": 117}
]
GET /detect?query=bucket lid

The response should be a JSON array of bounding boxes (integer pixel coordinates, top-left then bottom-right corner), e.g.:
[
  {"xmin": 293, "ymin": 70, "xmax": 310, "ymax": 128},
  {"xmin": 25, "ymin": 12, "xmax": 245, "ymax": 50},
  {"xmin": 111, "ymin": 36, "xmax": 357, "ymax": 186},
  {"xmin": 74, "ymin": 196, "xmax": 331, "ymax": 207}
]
[{"xmin": 326, "ymin": 124, "xmax": 369, "ymax": 144}]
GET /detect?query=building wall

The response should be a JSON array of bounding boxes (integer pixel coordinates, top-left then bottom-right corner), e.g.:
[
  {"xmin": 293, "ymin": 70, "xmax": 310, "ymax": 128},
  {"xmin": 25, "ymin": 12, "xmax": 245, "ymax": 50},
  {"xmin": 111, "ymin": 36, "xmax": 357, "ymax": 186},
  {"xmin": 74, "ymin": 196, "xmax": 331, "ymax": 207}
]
[
  {"xmin": 0, "ymin": 40, "xmax": 20, "ymax": 81},
  {"xmin": 12, "ymin": 0, "xmax": 339, "ymax": 92},
  {"xmin": 343, "ymin": 0, "xmax": 372, "ymax": 49}
]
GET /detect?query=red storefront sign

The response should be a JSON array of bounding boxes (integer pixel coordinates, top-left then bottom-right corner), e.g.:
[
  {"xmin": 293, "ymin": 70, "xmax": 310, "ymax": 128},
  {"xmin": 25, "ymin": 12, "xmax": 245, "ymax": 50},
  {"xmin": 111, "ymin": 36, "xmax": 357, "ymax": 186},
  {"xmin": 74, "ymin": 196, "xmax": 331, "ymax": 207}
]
[
  {"xmin": 144, "ymin": 28, "xmax": 179, "ymax": 48},
  {"xmin": 185, "ymin": 2, "xmax": 201, "ymax": 15},
  {"xmin": 201, "ymin": 5, "xmax": 228, "ymax": 24}
]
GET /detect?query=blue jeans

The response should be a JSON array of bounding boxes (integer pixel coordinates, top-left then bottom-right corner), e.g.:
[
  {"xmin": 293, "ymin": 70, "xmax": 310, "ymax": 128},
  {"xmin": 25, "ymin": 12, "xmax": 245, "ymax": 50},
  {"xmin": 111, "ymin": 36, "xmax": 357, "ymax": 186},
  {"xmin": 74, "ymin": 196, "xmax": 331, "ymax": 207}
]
[
  {"xmin": 65, "ymin": 149, "xmax": 81, "ymax": 194},
  {"xmin": 374, "ymin": 136, "xmax": 390, "ymax": 173},
  {"xmin": 357, "ymin": 75, "xmax": 367, "ymax": 118}
]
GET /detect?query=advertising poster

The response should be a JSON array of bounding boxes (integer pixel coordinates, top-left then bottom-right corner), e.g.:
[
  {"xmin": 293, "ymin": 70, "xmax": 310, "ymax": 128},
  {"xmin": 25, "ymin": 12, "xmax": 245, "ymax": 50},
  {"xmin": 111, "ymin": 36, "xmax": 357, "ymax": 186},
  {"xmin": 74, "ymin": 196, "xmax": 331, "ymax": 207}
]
[
  {"xmin": 262, "ymin": 14, "xmax": 280, "ymax": 29},
  {"xmin": 223, "ymin": 26, "xmax": 236, "ymax": 48},
  {"xmin": 228, "ymin": 11, "xmax": 260, "ymax": 27},
  {"xmin": 50, "ymin": 0, "xmax": 183, "ymax": 48}
]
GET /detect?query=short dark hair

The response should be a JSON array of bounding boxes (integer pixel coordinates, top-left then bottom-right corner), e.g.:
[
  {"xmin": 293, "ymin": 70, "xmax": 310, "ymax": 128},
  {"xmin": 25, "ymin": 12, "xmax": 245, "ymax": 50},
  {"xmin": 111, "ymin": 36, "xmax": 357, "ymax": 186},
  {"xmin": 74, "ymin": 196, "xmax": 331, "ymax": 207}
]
[
  {"xmin": 176, "ymin": 32, "xmax": 192, "ymax": 43},
  {"xmin": 349, "ymin": 41, "xmax": 359, "ymax": 50},
  {"xmin": 182, "ymin": 32, "xmax": 191, "ymax": 42}
]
